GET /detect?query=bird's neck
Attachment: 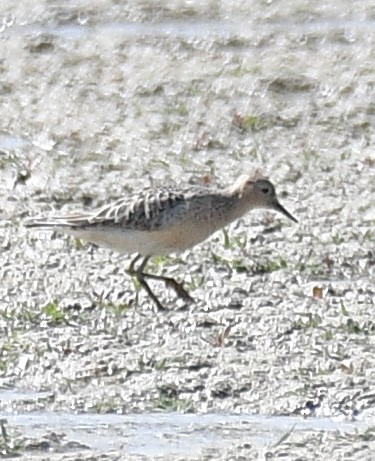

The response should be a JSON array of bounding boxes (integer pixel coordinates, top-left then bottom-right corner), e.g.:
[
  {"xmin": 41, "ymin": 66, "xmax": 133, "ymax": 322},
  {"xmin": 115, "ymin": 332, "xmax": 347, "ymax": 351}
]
[{"xmin": 213, "ymin": 191, "xmax": 254, "ymax": 228}]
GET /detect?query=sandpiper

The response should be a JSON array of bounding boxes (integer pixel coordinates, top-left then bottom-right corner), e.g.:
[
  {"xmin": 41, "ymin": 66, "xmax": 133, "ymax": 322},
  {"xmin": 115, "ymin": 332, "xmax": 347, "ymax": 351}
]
[{"xmin": 25, "ymin": 175, "xmax": 297, "ymax": 310}]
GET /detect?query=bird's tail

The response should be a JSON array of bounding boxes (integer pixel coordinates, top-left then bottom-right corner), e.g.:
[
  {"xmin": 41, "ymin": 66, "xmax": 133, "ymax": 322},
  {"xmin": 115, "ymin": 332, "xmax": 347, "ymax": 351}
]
[
  {"xmin": 24, "ymin": 211, "xmax": 93, "ymax": 228},
  {"xmin": 24, "ymin": 217, "xmax": 71, "ymax": 228}
]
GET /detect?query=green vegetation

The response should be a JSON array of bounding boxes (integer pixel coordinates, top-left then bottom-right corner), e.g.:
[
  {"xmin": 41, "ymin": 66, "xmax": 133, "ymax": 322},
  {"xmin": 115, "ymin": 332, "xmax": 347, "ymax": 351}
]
[
  {"xmin": 230, "ymin": 64, "xmax": 261, "ymax": 77},
  {"xmin": 255, "ymin": 257, "xmax": 288, "ymax": 273},
  {"xmin": 212, "ymin": 246, "xmax": 288, "ymax": 274},
  {"xmin": 331, "ymin": 233, "xmax": 345, "ymax": 245},
  {"xmin": 290, "ymin": 313, "xmax": 322, "ymax": 332},
  {"xmin": 234, "ymin": 114, "xmax": 259, "ymax": 132},
  {"xmin": 89, "ymin": 400, "xmax": 119, "ymax": 413},
  {"xmin": 155, "ymin": 394, "xmax": 194, "ymax": 412},
  {"xmin": 0, "ymin": 419, "xmax": 23, "ymax": 457},
  {"xmin": 96, "ymin": 299, "xmax": 131, "ymax": 316},
  {"xmin": 42, "ymin": 300, "xmax": 65, "ymax": 325},
  {"xmin": 186, "ymin": 275, "xmax": 205, "ymax": 291}
]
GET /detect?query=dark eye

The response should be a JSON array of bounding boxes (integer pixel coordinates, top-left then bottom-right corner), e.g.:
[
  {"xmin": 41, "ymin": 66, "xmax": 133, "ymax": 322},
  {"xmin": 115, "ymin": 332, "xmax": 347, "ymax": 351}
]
[{"xmin": 261, "ymin": 187, "xmax": 270, "ymax": 194}]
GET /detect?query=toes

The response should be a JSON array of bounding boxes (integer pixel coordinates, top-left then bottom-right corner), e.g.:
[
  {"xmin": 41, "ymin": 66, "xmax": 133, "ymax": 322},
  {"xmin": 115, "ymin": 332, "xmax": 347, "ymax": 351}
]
[{"xmin": 165, "ymin": 279, "xmax": 195, "ymax": 303}]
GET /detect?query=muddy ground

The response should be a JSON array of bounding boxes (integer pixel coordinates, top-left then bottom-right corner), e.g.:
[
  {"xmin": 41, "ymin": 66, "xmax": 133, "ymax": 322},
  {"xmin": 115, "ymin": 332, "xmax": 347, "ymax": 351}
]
[{"xmin": 0, "ymin": 1, "xmax": 375, "ymax": 459}]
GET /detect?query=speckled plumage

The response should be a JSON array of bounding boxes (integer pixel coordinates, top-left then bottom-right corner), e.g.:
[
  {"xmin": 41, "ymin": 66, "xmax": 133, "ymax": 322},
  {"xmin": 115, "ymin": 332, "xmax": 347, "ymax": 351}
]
[{"xmin": 25, "ymin": 175, "xmax": 297, "ymax": 309}]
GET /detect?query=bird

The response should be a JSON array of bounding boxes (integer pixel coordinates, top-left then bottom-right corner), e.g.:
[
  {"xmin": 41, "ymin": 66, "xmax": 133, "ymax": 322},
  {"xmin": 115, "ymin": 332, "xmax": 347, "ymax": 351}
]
[{"xmin": 25, "ymin": 175, "xmax": 297, "ymax": 310}]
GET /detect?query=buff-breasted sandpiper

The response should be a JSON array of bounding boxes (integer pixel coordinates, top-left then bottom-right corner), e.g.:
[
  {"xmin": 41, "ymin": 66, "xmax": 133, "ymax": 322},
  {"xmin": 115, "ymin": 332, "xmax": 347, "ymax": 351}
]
[{"xmin": 25, "ymin": 175, "xmax": 297, "ymax": 310}]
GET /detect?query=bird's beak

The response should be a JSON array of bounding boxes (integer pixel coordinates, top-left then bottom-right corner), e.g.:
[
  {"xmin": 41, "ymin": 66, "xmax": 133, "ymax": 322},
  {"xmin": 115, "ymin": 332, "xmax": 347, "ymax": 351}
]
[{"xmin": 274, "ymin": 201, "xmax": 298, "ymax": 223}]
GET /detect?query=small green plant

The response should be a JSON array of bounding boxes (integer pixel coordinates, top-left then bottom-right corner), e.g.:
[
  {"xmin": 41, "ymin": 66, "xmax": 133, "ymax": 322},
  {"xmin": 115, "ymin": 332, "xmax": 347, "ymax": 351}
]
[
  {"xmin": 74, "ymin": 237, "xmax": 85, "ymax": 250},
  {"xmin": 0, "ymin": 419, "xmax": 23, "ymax": 456},
  {"xmin": 90, "ymin": 400, "xmax": 118, "ymax": 413},
  {"xmin": 160, "ymin": 121, "xmax": 182, "ymax": 136},
  {"xmin": 210, "ymin": 251, "xmax": 226, "ymax": 265},
  {"xmin": 155, "ymin": 395, "xmax": 194, "ymax": 412},
  {"xmin": 255, "ymin": 257, "xmax": 288, "ymax": 273},
  {"xmin": 340, "ymin": 301, "xmax": 349, "ymax": 316},
  {"xmin": 332, "ymin": 233, "xmax": 345, "ymax": 245},
  {"xmin": 361, "ymin": 229, "xmax": 373, "ymax": 240},
  {"xmin": 99, "ymin": 300, "xmax": 131, "ymax": 316},
  {"xmin": 323, "ymin": 330, "xmax": 334, "ymax": 341},
  {"xmin": 344, "ymin": 319, "xmax": 363, "ymax": 335},
  {"xmin": 42, "ymin": 300, "xmax": 65, "ymax": 324},
  {"xmin": 291, "ymin": 313, "xmax": 322, "ymax": 331},
  {"xmin": 233, "ymin": 114, "xmax": 258, "ymax": 132},
  {"xmin": 296, "ymin": 262, "xmax": 320, "ymax": 276},
  {"xmin": 186, "ymin": 275, "xmax": 205, "ymax": 291},
  {"xmin": 150, "ymin": 255, "xmax": 170, "ymax": 267},
  {"xmin": 230, "ymin": 258, "xmax": 248, "ymax": 273},
  {"xmin": 222, "ymin": 228, "xmax": 231, "ymax": 249},
  {"xmin": 154, "ymin": 359, "xmax": 167, "ymax": 371}
]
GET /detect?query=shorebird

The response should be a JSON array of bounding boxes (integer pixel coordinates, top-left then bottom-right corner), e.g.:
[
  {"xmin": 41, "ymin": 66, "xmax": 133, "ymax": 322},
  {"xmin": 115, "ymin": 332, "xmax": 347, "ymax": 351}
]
[{"xmin": 25, "ymin": 175, "xmax": 297, "ymax": 310}]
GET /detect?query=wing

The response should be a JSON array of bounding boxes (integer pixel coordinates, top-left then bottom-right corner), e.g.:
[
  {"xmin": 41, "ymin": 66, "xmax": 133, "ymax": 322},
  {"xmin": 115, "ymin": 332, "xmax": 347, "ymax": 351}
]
[{"xmin": 25, "ymin": 186, "xmax": 191, "ymax": 232}]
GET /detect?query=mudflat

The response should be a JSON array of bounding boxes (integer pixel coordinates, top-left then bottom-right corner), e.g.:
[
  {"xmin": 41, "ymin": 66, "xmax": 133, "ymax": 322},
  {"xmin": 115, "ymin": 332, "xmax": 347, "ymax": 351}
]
[{"xmin": 0, "ymin": 1, "xmax": 374, "ymax": 459}]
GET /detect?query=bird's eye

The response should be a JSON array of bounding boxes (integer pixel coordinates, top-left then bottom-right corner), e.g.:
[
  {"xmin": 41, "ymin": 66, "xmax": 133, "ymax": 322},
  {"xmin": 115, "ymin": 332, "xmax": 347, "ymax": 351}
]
[{"xmin": 261, "ymin": 187, "xmax": 270, "ymax": 194}]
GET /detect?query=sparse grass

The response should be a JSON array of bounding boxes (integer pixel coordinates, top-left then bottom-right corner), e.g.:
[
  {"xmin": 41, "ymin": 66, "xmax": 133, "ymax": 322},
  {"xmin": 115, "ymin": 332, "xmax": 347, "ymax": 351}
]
[
  {"xmin": 290, "ymin": 313, "xmax": 322, "ymax": 331},
  {"xmin": 89, "ymin": 400, "xmax": 118, "ymax": 413},
  {"xmin": 322, "ymin": 330, "xmax": 334, "ymax": 341},
  {"xmin": 360, "ymin": 229, "xmax": 373, "ymax": 240},
  {"xmin": 160, "ymin": 121, "xmax": 183, "ymax": 136},
  {"xmin": 224, "ymin": 37, "xmax": 249, "ymax": 48},
  {"xmin": 301, "ymin": 149, "xmax": 319, "ymax": 162},
  {"xmin": 96, "ymin": 299, "xmax": 131, "ymax": 316},
  {"xmin": 232, "ymin": 113, "xmax": 259, "ymax": 132},
  {"xmin": 340, "ymin": 302, "xmax": 349, "ymax": 316},
  {"xmin": 148, "ymin": 157, "xmax": 170, "ymax": 169},
  {"xmin": 0, "ymin": 419, "xmax": 24, "ymax": 457},
  {"xmin": 222, "ymin": 228, "xmax": 230, "ymax": 249},
  {"xmin": 0, "ymin": 360, "xmax": 7, "ymax": 373},
  {"xmin": 74, "ymin": 237, "xmax": 85, "ymax": 250},
  {"xmin": 165, "ymin": 104, "xmax": 188, "ymax": 116},
  {"xmin": 232, "ymin": 146, "xmax": 258, "ymax": 160},
  {"xmin": 211, "ymin": 249, "xmax": 288, "ymax": 274},
  {"xmin": 155, "ymin": 395, "xmax": 194, "ymax": 412},
  {"xmin": 340, "ymin": 151, "xmax": 352, "ymax": 161},
  {"xmin": 230, "ymin": 64, "xmax": 261, "ymax": 77},
  {"xmin": 210, "ymin": 251, "xmax": 229, "ymax": 266},
  {"xmin": 185, "ymin": 79, "xmax": 205, "ymax": 97},
  {"xmin": 130, "ymin": 276, "xmax": 142, "ymax": 304},
  {"xmin": 150, "ymin": 255, "xmax": 170, "ymax": 267},
  {"xmin": 154, "ymin": 359, "xmax": 167, "ymax": 371},
  {"xmin": 42, "ymin": 300, "xmax": 65, "ymax": 325},
  {"xmin": 230, "ymin": 258, "xmax": 249, "ymax": 273},
  {"xmin": 186, "ymin": 275, "xmax": 205, "ymax": 291},
  {"xmin": 171, "ymin": 150, "xmax": 191, "ymax": 166},
  {"xmin": 295, "ymin": 262, "xmax": 320, "ymax": 276},
  {"xmin": 342, "ymin": 318, "xmax": 375, "ymax": 335},
  {"xmin": 254, "ymin": 257, "xmax": 288, "ymax": 273},
  {"xmin": 232, "ymin": 112, "xmax": 275, "ymax": 132},
  {"xmin": 331, "ymin": 233, "xmax": 345, "ymax": 245},
  {"xmin": 222, "ymin": 229, "xmax": 248, "ymax": 250},
  {"xmin": 0, "ymin": 333, "xmax": 23, "ymax": 374}
]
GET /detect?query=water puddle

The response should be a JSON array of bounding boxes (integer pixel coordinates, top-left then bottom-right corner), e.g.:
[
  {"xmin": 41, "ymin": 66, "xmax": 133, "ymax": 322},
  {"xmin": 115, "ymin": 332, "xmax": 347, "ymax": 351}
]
[
  {"xmin": 7, "ymin": 20, "xmax": 233, "ymax": 41},
  {"xmin": 0, "ymin": 389, "xmax": 367, "ymax": 457},
  {"xmin": 0, "ymin": 389, "xmax": 51, "ymax": 403},
  {"xmin": 0, "ymin": 134, "xmax": 28, "ymax": 151},
  {"xmin": 4, "ymin": 18, "xmax": 375, "ymax": 41}
]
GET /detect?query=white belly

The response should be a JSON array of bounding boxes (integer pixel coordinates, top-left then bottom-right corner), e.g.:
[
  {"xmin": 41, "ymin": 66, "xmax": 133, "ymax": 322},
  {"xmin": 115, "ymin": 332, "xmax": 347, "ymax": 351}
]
[{"xmin": 65, "ymin": 225, "xmax": 215, "ymax": 256}]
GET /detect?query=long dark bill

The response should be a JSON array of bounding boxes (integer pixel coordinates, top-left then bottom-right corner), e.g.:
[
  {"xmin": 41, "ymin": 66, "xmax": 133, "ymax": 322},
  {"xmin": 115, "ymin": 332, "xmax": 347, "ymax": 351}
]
[{"xmin": 274, "ymin": 201, "xmax": 298, "ymax": 223}]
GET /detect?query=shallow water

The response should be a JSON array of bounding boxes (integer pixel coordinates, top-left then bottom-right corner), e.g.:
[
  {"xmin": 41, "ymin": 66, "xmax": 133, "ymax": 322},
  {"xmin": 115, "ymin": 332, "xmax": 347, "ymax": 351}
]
[
  {"xmin": 0, "ymin": 404, "xmax": 367, "ymax": 456},
  {"xmin": 0, "ymin": 134, "xmax": 28, "ymax": 150},
  {"xmin": 5, "ymin": 17, "xmax": 375, "ymax": 42}
]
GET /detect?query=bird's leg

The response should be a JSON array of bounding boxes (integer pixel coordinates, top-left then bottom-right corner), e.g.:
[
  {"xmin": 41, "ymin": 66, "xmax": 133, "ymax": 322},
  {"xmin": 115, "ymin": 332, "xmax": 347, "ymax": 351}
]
[
  {"xmin": 127, "ymin": 255, "xmax": 166, "ymax": 311},
  {"xmin": 141, "ymin": 272, "xmax": 195, "ymax": 303},
  {"xmin": 126, "ymin": 254, "xmax": 195, "ymax": 308}
]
